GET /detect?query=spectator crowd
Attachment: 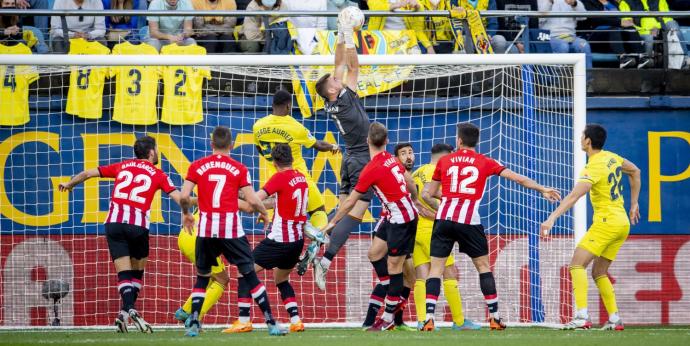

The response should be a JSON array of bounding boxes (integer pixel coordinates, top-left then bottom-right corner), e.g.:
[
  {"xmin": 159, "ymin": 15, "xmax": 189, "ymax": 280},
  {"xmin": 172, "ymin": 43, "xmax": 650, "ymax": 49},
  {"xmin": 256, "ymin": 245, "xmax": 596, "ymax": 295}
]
[{"xmin": 0, "ymin": 0, "xmax": 689, "ymax": 68}]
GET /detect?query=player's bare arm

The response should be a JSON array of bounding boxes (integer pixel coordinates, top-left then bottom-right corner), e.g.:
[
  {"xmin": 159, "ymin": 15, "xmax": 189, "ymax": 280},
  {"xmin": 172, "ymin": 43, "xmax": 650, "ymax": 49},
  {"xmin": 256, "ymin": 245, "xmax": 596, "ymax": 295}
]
[
  {"xmin": 312, "ymin": 140, "xmax": 341, "ymax": 154},
  {"xmin": 405, "ymin": 171, "xmax": 434, "ymax": 218},
  {"xmin": 499, "ymin": 169, "xmax": 562, "ymax": 203},
  {"xmin": 621, "ymin": 158, "xmax": 642, "ymax": 225},
  {"xmin": 540, "ymin": 182, "xmax": 591, "ymax": 237},
  {"xmin": 240, "ymin": 185, "xmax": 271, "ymax": 230},
  {"xmin": 59, "ymin": 168, "xmax": 100, "ymax": 192},
  {"xmin": 422, "ymin": 180, "xmax": 441, "ymax": 211},
  {"xmin": 180, "ymin": 180, "xmax": 196, "ymax": 233}
]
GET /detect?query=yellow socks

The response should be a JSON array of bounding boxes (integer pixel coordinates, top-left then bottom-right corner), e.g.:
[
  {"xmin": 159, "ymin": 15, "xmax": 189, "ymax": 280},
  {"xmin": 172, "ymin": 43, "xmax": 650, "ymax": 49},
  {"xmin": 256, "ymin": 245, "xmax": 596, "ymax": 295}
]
[
  {"xmin": 443, "ymin": 278, "xmax": 465, "ymax": 325},
  {"xmin": 182, "ymin": 280, "xmax": 226, "ymax": 319},
  {"xmin": 595, "ymin": 275, "xmax": 618, "ymax": 318},
  {"xmin": 414, "ymin": 279, "xmax": 426, "ymax": 322},
  {"xmin": 570, "ymin": 265, "xmax": 588, "ymax": 316}
]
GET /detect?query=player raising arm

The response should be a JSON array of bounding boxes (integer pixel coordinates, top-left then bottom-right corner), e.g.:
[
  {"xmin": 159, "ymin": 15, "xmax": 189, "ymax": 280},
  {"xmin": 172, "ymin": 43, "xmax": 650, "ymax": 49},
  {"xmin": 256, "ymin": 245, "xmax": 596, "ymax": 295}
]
[
  {"xmin": 178, "ymin": 126, "xmax": 285, "ymax": 337},
  {"xmin": 421, "ymin": 123, "xmax": 560, "ymax": 331},
  {"xmin": 59, "ymin": 136, "xmax": 186, "ymax": 333},
  {"xmin": 541, "ymin": 124, "xmax": 641, "ymax": 331},
  {"xmin": 312, "ymin": 8, "xmax": 373, "ymax": 290}
]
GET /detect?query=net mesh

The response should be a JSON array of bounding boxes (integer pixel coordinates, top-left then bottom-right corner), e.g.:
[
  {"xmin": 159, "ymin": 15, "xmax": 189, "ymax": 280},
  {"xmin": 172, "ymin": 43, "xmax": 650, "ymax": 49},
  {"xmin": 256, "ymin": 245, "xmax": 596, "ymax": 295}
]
[{"xmin": 0, "ymin": 60, "xmax": 578, "ymax": 327}]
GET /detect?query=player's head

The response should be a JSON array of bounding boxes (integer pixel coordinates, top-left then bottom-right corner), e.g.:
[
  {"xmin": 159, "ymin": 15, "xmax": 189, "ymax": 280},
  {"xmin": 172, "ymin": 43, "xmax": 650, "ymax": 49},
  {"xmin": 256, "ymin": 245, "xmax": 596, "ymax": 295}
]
[
  {"xmin": 394, "ymin": 143, "xmax": 415, "ymax": 171},
  {"xmin": 582, "ymin": 123, "xmax": 607, "ymax": 151},
  {"xmin": 133, "ymin": 136, "xmax": 158, "ymax": 165},
  {"xmin": 211, "ymin": 126, "xmax": 233, "ymax": 152},
  {"xmin": 367, "ymin": 122, "xmax": 388, "ymax": 149},
  {"xmin": 315, "ymin": 73, "xmax": 343, "ymax": 101},
  {"xmin": 272, "ymin": 89, "xmax": 292, "ymax": 115},
  {"xmin": 456, "ymin": 122, "xmax": 479, "ymax": 149},
  {"xmin": 430, "ymin": 143, "xmax": 454, "ymax": 163},
  {"xmin": 271, "ymin": 143, "xmax": 294, "ymax": 169}
]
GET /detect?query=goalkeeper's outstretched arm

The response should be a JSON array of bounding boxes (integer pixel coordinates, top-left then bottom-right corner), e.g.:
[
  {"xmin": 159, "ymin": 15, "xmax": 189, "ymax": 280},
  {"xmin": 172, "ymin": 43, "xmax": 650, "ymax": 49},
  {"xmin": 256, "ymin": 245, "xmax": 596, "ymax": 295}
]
[{"xmin": 334, "ymin": 24, "xmax": 359, "ymax": 91}]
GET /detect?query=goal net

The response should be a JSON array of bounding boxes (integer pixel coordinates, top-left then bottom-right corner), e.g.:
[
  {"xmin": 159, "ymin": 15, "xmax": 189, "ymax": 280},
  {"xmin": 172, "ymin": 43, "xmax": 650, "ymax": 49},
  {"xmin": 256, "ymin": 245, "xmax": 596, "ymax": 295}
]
[{"xmin": 0, "ymin": 54, "xmax": 586, "ymax": 328}]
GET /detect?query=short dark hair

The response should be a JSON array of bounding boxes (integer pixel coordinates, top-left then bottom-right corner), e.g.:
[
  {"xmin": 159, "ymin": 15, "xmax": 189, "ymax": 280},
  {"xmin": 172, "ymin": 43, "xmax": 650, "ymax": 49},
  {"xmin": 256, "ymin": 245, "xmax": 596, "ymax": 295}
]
[
  {"xmin": 584, "ymin": 123, "xmax": 607, "ymax": 150},
  {"xmin": 394, "ymin": 143, "xmax": 413, "ymax": 157},
  {"xmin": 212, "ymin": 126, "xmax": 233, "ymax": 150},
  {"xmin": 315, "ymin": 73, "xmax": 331, "ymax": 99},
  {"xmin": 368, "ymin": 122, "xmax": 388, "ymax": 148},
  {"xmin": 457, "ymin": 123, "xmax": 480, "ymax": 148},
  {"xmin": 431, "ymin": 143, "xmax": 454, "ymax": 155},
  {"xmin": 133, "ymin": 136, "xmax": 156, "ymax": 160},
  {"xmin": 273, "ymin": 89, "xmax": 292, "ymax": 108},
  {"xmin": 271, "ymin": 143, "xmax": 293, "ymax": 167}
]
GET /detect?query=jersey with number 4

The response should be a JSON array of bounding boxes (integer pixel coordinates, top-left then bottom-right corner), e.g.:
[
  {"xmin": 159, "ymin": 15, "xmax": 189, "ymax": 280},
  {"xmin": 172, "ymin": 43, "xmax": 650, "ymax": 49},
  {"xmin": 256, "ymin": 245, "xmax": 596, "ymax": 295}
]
[
  {"xmin": 186, "ymin": 154, "xmax": 252, "ymax": 239},
  {"xmin": 110, "ymin": 42, "xmax": 160, "ymax": 125},
  {"xmin": 99, "ymin": 159, "xmax": 177, "ymax": 230},
  {"xmin": 262, "ymin": 169, "xmax": 308, "ymax": 243},
  {"xmin": 578, "ymin": 150, "xmax": 628, "ymax": 225},
  {"xmin": 432, "ymin": 149, "xmax": 505, "ymax": 225},
  {"xmin": 355, "ymin": 151, "xmax": 417, "ymax": 224}
]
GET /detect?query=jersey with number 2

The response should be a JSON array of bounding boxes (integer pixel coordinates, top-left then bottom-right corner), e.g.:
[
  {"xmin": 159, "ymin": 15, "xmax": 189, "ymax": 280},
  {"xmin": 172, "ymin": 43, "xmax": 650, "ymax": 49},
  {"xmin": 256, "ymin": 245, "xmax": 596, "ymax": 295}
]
[{"xmin": 432, "ymin": 149, "xmax": 505, "ymax": 225}]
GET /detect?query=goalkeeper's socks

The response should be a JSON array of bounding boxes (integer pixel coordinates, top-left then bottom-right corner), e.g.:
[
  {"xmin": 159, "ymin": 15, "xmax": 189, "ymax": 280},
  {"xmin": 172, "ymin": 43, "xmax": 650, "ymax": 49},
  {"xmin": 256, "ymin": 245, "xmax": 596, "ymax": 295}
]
[
  {"xmin": 479, "ymin": 272, "xmax": 500, "ymax": 318},
  {"xmin": 117, "ymin": 271, "xmax": 135, "ymax": 311},
  {"xmin": 425, "ymin": 277, "xmax": 442, "ymax": 318},
  {"xmin": 277, "ymin": 281, "xmax": 301, "ymax": 324},
  {"xmin": 394, "ymin": 286, "xmax": 411, "ymax": 325},
  {"xmin": 244, "ymin": 271, "xmax": 276, "ymax": 324},
  {"xmin": 237, "ymin": 276, "xmax": 252, "ymax": 323},
  {"xmin": 363, "ymin": 283, "xmax": 386, "ymax": 326},
  {"xmin": 323, "ymin": 215, "xmax": 361, "ymax": 267},
  {"xmin": 131, "ymin": 270, "xmax": 144, "ymax": 304},
  {"xmin": 382, "ymin": 273, "xmax": 403, "ymax": 322},
  {"xmin": 190, "ymin": 276, "xmax": 210, "ymax": 317}
]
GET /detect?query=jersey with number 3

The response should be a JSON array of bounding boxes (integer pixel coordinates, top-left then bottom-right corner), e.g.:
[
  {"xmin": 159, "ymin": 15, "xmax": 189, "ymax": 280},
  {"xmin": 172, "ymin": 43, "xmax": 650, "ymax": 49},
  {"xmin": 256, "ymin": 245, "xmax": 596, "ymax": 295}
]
[
  {"xmin": 186, "ymin": 154, "xmax": 252, "ymax": 239},
  {"xmin": 110, "ymin": 42, "xmax": 160, "ymax": 125},
  {"xmin": 577, "ymin": 150, "xmax": 628, "ymax": 225},
  {"xmin": 262, "ymin": 169, "xmax": 308, "ymax": 243},
  {"xmin": 432, "ymin": 149, "xmax": 505, "ymax": 225},
  {"xmin": 99, "ymin": 159, "xmax": 177, "ymax": 229},
  {"xmin": 354, "ymin": 151, "xmax": 417, "ymax": 224}
]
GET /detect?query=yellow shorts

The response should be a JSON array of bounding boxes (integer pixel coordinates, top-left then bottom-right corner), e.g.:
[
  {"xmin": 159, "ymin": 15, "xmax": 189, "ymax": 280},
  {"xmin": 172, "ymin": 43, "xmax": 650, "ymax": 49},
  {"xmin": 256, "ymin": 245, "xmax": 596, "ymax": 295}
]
[
  {"xmin": 577, "ymin": 222, "xmax": 630, "ymax": 261},
  {"xmin": 413, "ymin": 222, "xmax": 455, "ymax": 267},
  {"xmin": 178, "ymin": 228, "xmax": 225, "ymax": 274},
  {"xmin": 267, "ymin": 165, "xmax": 324, "ymax": 212}
]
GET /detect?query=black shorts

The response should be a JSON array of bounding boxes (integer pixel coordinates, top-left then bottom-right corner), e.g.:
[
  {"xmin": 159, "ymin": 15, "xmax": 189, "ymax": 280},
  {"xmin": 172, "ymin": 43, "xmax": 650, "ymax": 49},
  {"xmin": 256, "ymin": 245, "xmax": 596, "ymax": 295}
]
[
  {"xmin": 430, "ymin": 220, "xmax": 488, "ymax": 259},
  {"xmin": 253, "ymin": 238, "xmax": 305, "ymax": 270},
  {"xmin": 340, "ymin": 152, "xmax": 373, "ymax": 201},
  {"xmin": 196, "ymin": 236, "xmax": 254, "ymax": 274},
  {"xmin": 105, "ymin": 222, "xmax": 149, "ymax": 261},
  {"xmin": 374, "ymin": 218, "xmax": 388, "ymax": 241},
  {"xmin": 382, "ymin": 219, "xmax": 417, "ymax": 257}
]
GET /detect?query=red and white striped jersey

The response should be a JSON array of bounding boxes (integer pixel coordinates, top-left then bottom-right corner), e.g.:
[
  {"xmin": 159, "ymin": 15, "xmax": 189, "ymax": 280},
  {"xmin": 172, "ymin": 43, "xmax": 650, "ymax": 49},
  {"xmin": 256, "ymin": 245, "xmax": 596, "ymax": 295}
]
[
  {"xmin": 262, "ymin": 169, "xmax": 308, "ymax": 243},
  {"xmin": 186, "ymin": 154, "xmax": 252, "ymax": 238},
  {"xmin": 98, "ymin": 159, "xmax": 177, "ymax": 229},
  {"xmin": 354, "ymin": 151, "xmax": 418, "ymax": 224},
  {"xmin": 432, "ymin": 149, "xmax": 505, "ymax": 225}
]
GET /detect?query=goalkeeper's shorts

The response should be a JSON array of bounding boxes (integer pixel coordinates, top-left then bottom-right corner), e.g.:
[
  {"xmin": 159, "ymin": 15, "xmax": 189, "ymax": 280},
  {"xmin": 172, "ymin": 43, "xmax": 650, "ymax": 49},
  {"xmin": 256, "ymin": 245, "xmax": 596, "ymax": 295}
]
[
  {"xmin": 577, "ymin": 222, "xmax": 629, "ymax": 261},
  {"xmin": 178, "ymin": 229, "xmax": 224, "ymax": 275}
]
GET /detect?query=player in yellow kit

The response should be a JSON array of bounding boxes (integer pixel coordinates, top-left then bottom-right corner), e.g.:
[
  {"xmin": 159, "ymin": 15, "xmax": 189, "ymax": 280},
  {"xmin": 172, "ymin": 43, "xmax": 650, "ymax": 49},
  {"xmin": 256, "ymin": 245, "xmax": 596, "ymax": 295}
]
[
  {"xmin": 412, "ymin": 143, "xmax": 480, "ymax": 331},
  {"xmin": 541, "ymin": 124, "xmax": 641, "ymax": 331}
]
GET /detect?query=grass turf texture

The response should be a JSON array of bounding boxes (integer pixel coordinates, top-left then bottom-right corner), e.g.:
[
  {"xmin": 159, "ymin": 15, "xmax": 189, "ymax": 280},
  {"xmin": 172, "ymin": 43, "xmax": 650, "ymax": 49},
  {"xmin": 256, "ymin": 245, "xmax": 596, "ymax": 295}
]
[{"xmin": 1, "ymin": 327, "xmax": 688, "ymax": 346}]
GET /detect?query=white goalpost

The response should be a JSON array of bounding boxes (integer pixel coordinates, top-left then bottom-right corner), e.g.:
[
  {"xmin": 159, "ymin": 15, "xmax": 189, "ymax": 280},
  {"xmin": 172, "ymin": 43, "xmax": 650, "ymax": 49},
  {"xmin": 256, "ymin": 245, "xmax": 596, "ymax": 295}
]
[{"xmin": 0, "ymin": 53, "xmax": 586, "ymax": 329}]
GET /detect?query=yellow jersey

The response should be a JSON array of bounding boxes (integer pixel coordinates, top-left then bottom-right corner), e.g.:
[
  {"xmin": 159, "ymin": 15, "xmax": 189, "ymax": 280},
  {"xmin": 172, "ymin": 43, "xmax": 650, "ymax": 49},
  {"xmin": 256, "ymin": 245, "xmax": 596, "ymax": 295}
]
[
  {"xmin": 110, "ymin": 42, "xmax": 160, "ymax": 125},
  {"xmin": 0, "ymin": 43, "xmax": 38, "ymax": 126},
  {"xmin": 160, "ymin": 44, "xmax": 211, "ymax": 125},
  {"xmin": 578, "ymin": 150, "xmax": 629, "ymax": 225},
  {"xmin": 252, "ymin": 114, "xmax": 317, "ymax": 174},
  {"xmin": 66, "ymin": 39, "xmax": 111, "ymax": 119},
  {"xmin": 412, "ymin": 163, "xmax": 436, "ymax": 231}
]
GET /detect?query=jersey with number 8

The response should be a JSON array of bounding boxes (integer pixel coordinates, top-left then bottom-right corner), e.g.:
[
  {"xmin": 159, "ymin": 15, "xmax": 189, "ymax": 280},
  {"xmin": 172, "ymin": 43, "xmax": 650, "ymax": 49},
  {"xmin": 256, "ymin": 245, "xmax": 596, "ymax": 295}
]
[
  {"xmin": 432, "ymin": 149, "xmax": 506, "ymax": 225},
  {"xmin": 186, "ymin": 154, "xmax": 252, "ymax": 238},
  {"xmin": 261, "ymin": 169, "xmax": 309, "ymax": 243},
  {"xmin": 99, "ymin": 159, "xmax": 177, "ymax": 229}
]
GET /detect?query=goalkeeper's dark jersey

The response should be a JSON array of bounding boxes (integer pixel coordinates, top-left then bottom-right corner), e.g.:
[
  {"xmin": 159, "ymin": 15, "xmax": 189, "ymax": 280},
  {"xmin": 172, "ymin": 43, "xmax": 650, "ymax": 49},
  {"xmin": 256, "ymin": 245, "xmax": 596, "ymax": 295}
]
[{"xmin": 323, "ymin": 86, "xmax": 370, "ymax": 155}]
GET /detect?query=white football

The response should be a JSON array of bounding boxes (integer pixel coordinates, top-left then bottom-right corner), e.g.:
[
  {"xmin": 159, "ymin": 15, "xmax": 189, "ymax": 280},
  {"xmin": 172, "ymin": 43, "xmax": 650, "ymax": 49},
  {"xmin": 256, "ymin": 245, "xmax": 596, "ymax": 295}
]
[{"xmin": 338, "ymin": 6, "xmax": 365, "ymax": 31}]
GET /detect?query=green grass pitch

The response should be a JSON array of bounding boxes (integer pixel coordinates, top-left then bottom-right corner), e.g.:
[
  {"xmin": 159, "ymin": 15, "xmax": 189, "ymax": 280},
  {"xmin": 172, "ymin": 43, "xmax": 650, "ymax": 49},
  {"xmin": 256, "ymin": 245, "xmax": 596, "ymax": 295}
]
[{"xmin": 1, "ymin": 327, "xmax": 689, "ymax": 346}]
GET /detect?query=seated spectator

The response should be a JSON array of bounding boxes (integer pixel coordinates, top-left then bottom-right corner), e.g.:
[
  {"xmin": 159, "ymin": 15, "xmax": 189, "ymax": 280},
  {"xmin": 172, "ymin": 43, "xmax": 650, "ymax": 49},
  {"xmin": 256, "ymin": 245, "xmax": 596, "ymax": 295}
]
[
  {"xmin": 618, "ymin": 0, "xmax": 683, "ymax": 63},
  {"xmin": 147, "ymin": 0, "xmax": 196, "ymax": 51},
  {"xmin": 327, "ymin": 0, "xmax": 358, "ymax": 31},
  {"xmin": 192, "ymin": 0, "xmax": 237, "ymax": 53},
  {"xmin": 368, "ymin": 0, "xmax": 435, "ymax": 53},
  {"xmin": 50, "ymin": 0, "xmax": 106, "ymax": 53},
  {"xmin": 1, "ymin": 0, "xmax": 48, "ymax": 53},
  {"xmin": 282, "ymin": 0, "xmax": 327, "ymax": 55},
  {"xmin": 240, "ymin": 0, "xmax": 281, "ymax": 53},
  {"xmin": 102, "ymin": 0, "xmax": 141, "ymax": 45},
  {"xmin": 453, "ymin": 0, "xmax": 510, "ymax": 54},
  {"xmin": 14, "ymin": 0, "xmax": 50, "ymax": 36},
  {"xmin": 579, "ymin": 0, "xmax": 648, "ymax": 68},
  {"xmin": 494, "ymin": 0, "xmax": 540, "ymax": 53},
  {"xmin": 538, "ymin": 0, "xmax": 592, "ymax": 69}
]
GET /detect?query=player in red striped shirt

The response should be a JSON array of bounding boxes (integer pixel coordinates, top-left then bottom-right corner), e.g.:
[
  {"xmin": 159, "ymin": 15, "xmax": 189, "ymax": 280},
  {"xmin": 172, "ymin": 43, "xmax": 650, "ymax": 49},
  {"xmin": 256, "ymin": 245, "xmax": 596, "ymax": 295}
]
[
  {"xmin": 227, "ymin": 143, "xmax": 309, "ymax": 334},
  {"xmin": 179, "ymin": 126, "xmax": 285, "ymax": 337},
  {"xmin": 420, "ymin": 123, "xmax": 561, "ymax": 331},
  {"xmin": 324, "ymin": 122, "xmax": 423, "ymax": 331},
  {"xmin": 59, "ymin": 136, "xmax": 186, "ymax": 333}
]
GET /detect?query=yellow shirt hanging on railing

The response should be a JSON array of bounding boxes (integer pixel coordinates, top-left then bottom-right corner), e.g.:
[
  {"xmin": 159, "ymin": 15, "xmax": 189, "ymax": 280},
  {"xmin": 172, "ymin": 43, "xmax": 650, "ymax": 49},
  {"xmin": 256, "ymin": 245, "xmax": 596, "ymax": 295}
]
[
  {"xmin": 66, "ymin": 38, "xmax": 111, "ymax": 120},
  {"xmin": 160, "ymin": 44, "xmax": 211, "ymax": 125},
  {"xmin": 0, "ymin": 43, "xmax": 39, "ymax": 127},
  {"xmin": 109, "ymin": 41, "xmax": 160, "ymax": 125}
]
